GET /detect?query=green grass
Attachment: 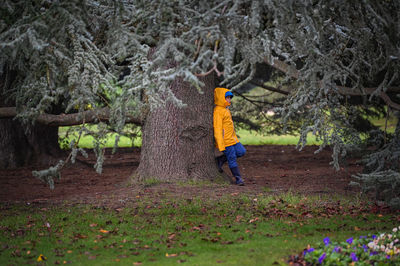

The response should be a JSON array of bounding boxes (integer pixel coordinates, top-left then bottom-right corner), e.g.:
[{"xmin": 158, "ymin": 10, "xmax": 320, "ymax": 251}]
[
  {"xmin": 237, "ymin": 129, "xmax": 321, "ymax": 146},
  {"xmin": 370, "ymin": 116, "xmax": 398, "ymax": 133},
  {"xmin": 1, "ymin": 193, "xmax": 397, "ymax": 265},
  {"xmin": 58, "ymin": 126, "xmax": 141, "ymax": 149}
]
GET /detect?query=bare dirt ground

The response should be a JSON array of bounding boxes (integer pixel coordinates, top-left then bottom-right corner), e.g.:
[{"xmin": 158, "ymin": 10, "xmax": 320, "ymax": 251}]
[{"xmin": 0, "ymin": 145, "xmax": 362, "ymax": 206}]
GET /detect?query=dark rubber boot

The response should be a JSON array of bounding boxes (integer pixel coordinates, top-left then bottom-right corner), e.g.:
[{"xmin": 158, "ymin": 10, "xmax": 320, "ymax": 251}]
[
  {"xmin": 215, "ymin": 154, "xmax": 227, "ymax": 173},
  {"xmin": 230, "ymin": 166, "xmax": 244, "ymax": 186}
]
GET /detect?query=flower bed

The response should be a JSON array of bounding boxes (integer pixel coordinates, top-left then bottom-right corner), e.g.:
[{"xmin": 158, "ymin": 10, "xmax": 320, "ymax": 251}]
[{"xmin": 300, "ymin": 226, "xmax": 400, "ymax": 265}]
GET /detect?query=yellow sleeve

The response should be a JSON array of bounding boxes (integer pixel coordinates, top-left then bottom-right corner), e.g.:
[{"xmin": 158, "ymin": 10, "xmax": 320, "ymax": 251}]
[{"xmin": 213, "ymin": 109, "xmax": 225, "ymax": 152}]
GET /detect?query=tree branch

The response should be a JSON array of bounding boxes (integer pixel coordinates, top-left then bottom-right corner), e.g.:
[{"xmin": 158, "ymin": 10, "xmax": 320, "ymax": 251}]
[
  {"xmin": 0, "ymin": 107, "xmax": 143, "ymax": 126},
  {"xmin": 264, "ymin": 57, "xmax": 400, "ymax": 110},
  {"xmin": 249, "ymin": 81, "xmax": 290, "ymax": 95},
  {"xmin": 379, "ymin": 92, "xmax": 400, "ymax": 110}
]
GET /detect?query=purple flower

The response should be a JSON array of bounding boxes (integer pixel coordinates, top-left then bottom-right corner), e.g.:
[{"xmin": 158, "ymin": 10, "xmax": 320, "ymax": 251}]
[
  {"xmin": 387, "ymin": 255, "xmax": 391, "ymax": 259},
  {"xmin": 370, "ymin": 251, "xmax": 378, "ymax": 256},
  {"xmin": 362, "ymin": 244, "xmax": 368, "ymax": 252},
  {"xmin": 303, "ymin": 248, "xmax": 315, "ymax": 256},
  {"xmin": 359, "ymin": 235, "xmax": 367, "ymax": 239},
  {"xmin": 323, "ymin": 237, "xmax": 330, "ymax": 246},
  {"xmin": 350, "ymin": 252, "xmax": 358, "ymax": 261},
  {"xmin": 346, "ymin": 237, "xmax": 353, "ymax": 244},
  {"xmin": 372, "ymin": 234, "xmax": 377, "ymax": 239},
  {"xmin": 333, "ymin": 246, "xmax": 340, "ymax": 253},
  {"xmin": 318, "ymin": 253, "xmax": 326, "ymax": 264}
]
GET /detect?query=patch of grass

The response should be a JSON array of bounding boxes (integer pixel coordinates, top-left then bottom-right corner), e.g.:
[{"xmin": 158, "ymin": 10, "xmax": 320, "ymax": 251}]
[
  {"xmin": 176, "ymin": 179, "xmax": 222, "ymax": 187},
  {"xmin": 237, "ymin": 129, "xmax": 321, "ymax": 146},
  {"xmin": 58, "ymin": 125, "xmax": 141, "ymax": 149},
  {"xmin": 141, "ymin": 178, "xmax": 163, "ymax": 187},
  {"xmin": 0, "ymin": 193, "xmax": 397, "ymax": 265}
]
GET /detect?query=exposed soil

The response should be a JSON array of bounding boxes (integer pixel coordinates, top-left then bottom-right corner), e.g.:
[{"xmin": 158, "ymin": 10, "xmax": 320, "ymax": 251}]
[{"xmin": 0, "ymin": 145, "xmax": 362, "ymax": 206}]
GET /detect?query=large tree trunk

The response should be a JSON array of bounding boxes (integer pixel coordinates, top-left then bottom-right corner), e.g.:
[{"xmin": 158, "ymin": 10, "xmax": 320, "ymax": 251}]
[
  {"xmin": 0, "ymin": 69, "xmax": 62, "ymax": 169},
  {"xmin": 136, "ymin": 75, "xmax": 222, "ymax": 181},
  {"xmin": 0, "ymin": 120, "xmax": 61, "ymax": 169}
]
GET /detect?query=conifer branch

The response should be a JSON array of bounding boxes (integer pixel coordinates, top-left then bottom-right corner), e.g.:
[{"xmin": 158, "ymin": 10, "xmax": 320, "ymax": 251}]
[
  {"xmin": 0, "ymin": 107, "xmax": 143, "ymax": 126},
  {"xmin": 249, "ymin": 81, "xmax": 290, "ymax": 96},
  {"xmin": 264, "ymin": 58, "xmax": 400, "ymax": 110}
]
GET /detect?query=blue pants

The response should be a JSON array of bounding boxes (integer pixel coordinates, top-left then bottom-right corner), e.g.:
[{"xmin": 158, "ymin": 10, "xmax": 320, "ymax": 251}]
[{"xmin": 223, "ymin": 142, "xmax": 246, "ymax": 168}]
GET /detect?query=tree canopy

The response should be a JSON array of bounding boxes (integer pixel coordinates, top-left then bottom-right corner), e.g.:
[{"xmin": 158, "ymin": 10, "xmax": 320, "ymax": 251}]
[{"xmin": 1, "ymin": 0, "xmax": 400, "ymax": 206}]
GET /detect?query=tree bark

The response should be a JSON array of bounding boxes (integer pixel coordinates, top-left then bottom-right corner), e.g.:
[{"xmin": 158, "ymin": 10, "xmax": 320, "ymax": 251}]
[
  {"xmin": 0, "ymin": 119, "xmax": 62, "ymax": 169},
  {"xmin": 0, "ymin": 69, "xmax": 62, "ymax": 169},
  {"xmin": 135, "ymin": 74, "xmax": 222, "ymax": 181}
]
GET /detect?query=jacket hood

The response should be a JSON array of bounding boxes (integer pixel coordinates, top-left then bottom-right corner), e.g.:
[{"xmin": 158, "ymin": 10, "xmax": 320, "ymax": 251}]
[{"xmin": 214, "ymin": 87, "xmax": 231, "ymax": 107}]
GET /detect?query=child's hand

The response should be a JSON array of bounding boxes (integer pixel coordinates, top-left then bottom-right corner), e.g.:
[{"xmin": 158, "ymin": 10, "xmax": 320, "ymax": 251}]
[{"xmin": 215, "ymin": 148, "xmax": 225, "ymax": 156}]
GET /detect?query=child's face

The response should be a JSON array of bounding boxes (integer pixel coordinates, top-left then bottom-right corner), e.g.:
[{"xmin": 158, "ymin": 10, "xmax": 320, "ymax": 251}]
[{"xmin": 225, "ymin": 96, "xmax": 232, "ymax": 104}]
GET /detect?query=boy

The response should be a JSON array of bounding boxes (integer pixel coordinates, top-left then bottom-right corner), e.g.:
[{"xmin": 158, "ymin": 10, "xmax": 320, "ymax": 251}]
[{"xmin": 213, "ymin": 87, "xmax": 246, "ymax": 186}]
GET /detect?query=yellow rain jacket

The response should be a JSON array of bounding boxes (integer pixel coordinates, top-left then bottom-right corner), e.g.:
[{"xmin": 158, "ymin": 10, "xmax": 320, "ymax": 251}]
[{"xmin": 213, "ymin": 87, "xmax": 240, "ymax": 152}]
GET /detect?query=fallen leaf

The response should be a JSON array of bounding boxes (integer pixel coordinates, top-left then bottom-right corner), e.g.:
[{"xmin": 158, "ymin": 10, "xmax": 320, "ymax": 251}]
[
  {"xmin": 73, "ymin": 233, "xmax": 87, "ymax": 239},
  {"xmin": 249, "ymin": 217, "xmax": 259, "ymax": 223},
  {"xmin": 166, "ymin": 253, "xmax": 178, "ymax": 257},
  {"xmin": 89, "ymin": 223, "xmax": 98, "ymax": 227},
  {"xmin": 100, "ymin": 229, "xmax": 109, "ymax": 234},
  {"xmin": 37, "ymin": 254, "xmax": 47, "ymax": 262}
]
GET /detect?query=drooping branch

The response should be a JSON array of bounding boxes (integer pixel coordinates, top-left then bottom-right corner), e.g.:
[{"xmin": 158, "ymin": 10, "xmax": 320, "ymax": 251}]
[
  {"xmin": 231, "ymin": 115, "xmax": 261, "ymax": 131},
  {"xmin": 264, "ymin": 57, "xmax": 299, "ymax": 80},
  {"xmin": 0, "ymin": 107, "xmax": 143, "ymax": 126},
  {"xmin": 264, "ymin": 57, "xmax": 400, "ymax": 110},
  {"xmin": 379, "ymin": 92, "xmax": 400, "ymax": 110},
  {"xmin": 249, "ymin": 81, "xmax": 290, "ymax": 96}
]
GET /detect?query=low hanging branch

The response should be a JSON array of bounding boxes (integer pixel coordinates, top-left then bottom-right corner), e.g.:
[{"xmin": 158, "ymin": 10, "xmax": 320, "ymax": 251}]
[
  {"xmin": 249, "ymin": 81, "xmax": 290, "ymax": 96},
  {"xmin": 0, "ymin": 107, "xmax": 143, "ymax": 126},
  {"xmin": 264, "ymin": 57, "xmax": 400, "ymax": 110}
]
